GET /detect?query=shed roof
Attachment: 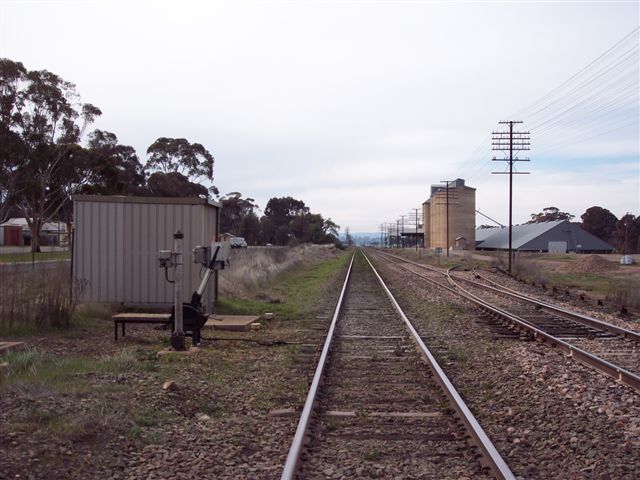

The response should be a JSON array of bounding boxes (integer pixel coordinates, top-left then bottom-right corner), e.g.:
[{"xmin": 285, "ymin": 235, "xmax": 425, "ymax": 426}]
[
  {"xmin": 73, "ymin": 194, "xmax": 221, "ymax": 208},
  {"xmin": 475, "ymin": 227, "xmax": 500, "ymax": 243},
  {"xmin": 476, "ymin": 220, "xmax": 614, "ymax": 252},
  {"xmin": 0, "ymin": 218, "xmax": 67, "ymax": 232}
]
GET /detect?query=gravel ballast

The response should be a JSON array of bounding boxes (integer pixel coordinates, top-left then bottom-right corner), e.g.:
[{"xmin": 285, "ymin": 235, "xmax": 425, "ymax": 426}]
[{"xmin": 370, "ymin": 252, "xmax": 640, "ymax": 479}]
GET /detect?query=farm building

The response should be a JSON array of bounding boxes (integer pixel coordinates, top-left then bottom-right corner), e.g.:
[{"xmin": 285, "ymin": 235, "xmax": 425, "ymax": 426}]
[
  {"xmin": 72, "ymin": 195, "xmax": 220, "ymax": 309},
  {"xmin": 475, "ymin": 220, "xmax": 615, "ymax": 253},
  {"xmin": 422, "ymin": 178, "xmax": 476, "ymax": 250},
  {"xmin": 0, "ymin": 218, "xmax": 67, "ymax": 246}
]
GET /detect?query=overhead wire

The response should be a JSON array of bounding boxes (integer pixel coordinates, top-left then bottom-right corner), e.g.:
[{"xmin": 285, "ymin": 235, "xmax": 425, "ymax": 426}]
[{"xmin": 447, "ymin": 27, "xmax": 638, "ymax": 191}]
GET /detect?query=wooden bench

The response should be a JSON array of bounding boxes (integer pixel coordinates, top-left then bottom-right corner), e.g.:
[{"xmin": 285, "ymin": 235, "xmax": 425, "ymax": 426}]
[{"xmin": 112, "ymin": 313, "xmax": 172, "ymax": 341}]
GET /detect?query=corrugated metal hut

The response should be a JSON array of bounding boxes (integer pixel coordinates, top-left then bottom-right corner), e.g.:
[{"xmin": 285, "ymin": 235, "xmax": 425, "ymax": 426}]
[
  {"xmin": 72, "ymin": 195, "xmax": 220, "ymax": 309},
  {"xmin": 475, "ymin": 220, "xmax": 614, "ymax": 253}
]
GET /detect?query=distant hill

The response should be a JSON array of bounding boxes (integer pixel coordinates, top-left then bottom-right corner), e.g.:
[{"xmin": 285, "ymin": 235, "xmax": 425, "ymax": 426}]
[{"xmin": 339, "ymin": 232, "xmax": 382, "ymax": 246}]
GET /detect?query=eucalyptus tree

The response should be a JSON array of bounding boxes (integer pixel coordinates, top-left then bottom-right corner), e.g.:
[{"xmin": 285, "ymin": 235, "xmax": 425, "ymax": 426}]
[
  {"xmin": 145, "ymin": 137, "xmax": 217, "ymax": 198},
  {"xmin": 0, "ymin": 58, "xmax": 101, "ymax": 251}
]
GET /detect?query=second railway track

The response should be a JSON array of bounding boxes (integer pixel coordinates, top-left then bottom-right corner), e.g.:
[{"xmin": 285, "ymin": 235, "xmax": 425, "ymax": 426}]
[
  {"xmin": 281, "ymin": 250, "xmax": 514, "ymax": 479},
  {"xmin": 373, "ymin": 250, "xmax": 640, "ymax": 391}
]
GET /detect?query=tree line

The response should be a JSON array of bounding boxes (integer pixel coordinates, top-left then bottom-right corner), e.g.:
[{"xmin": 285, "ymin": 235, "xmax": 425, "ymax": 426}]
[
  {"xmin": 0, "ymin": 59, "xmax": 340, "ymax": 251},
  {"xmin": 219, "ymin": 193, "xmax": 340, "ymax": 246}
]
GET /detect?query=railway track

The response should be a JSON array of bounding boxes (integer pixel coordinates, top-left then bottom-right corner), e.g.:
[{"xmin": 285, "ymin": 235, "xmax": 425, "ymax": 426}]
[
  {"xmin": 281, "ymin": 250, "xmax": 514, "ymax": 479},
  {"xmin": 372, "ymin": 250, "xmax": 640, "ymax": 392}
]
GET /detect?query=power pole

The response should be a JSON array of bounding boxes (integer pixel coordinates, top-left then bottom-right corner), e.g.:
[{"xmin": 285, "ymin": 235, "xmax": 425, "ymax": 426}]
[
  {"xmin": 412, "ymin": 208, "xmax": 420, "ymax": 251},
  {"xmin": 400, "ymin": 215, "xmax": 406, "ymax": 249},
  {"xmin": 379, "ymin": 223, "xmax": 384, "ymax": 248},
  {"xmin": 492, "ymin": 120, "xmax": 530, "ymax": 273},
  {"xmin": 439, "ymin": 180, "xmax": 453, "ymax": 257}
]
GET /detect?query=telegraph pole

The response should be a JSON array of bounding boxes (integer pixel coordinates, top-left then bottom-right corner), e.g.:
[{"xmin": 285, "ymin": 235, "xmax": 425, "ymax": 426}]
[
  {"xmin": 412, "ymin": 208, "xmax": 420, "ymax": 251},
  {"xmin": 439, "ymin": 180, "xmax": 453, "ymax": 257},
  {"xmin": 492, "ymin": 120, "xmax": 530, "ymax": 273}
]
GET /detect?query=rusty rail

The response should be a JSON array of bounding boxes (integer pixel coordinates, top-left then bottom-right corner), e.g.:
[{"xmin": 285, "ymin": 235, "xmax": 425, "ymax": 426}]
[
  {"xmin": 467, "ymin": 268, "xmax": 640, "ymax": 342},
  {"xmin": 446, "ymin": 267, "xmax": 640, "ymax": 393},
  {"xmin": 280, "ymin": 252, "xmax": 355, "ymax": 480}
]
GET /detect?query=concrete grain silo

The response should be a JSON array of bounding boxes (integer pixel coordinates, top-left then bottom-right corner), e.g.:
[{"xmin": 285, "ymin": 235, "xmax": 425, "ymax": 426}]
[{"xmin": 425, "ymin": 179, "xmax": 476, "ymax": 251}]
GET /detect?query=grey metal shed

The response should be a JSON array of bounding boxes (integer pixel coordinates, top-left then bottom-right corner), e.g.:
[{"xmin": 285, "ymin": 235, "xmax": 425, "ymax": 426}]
[
  {"xmin": 475, "ymin": 220, "xmax": 615, "ymax": 253},
  {"xmin": 73, "ymin": 195, "xmax": 220, "ymax": 308}
]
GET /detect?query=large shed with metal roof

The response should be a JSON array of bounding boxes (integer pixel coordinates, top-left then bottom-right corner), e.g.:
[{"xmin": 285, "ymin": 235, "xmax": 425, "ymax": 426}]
[{"xmin": 475, "ymin": 220, "xmax": 615, "ymax": 253}]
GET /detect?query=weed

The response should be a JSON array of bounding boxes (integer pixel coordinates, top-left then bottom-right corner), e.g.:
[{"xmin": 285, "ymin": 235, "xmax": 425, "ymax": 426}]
[
  {"xmin": 548, "ymin": 272, "xmax": 611, "ymax": 295},
  {"xmin": 326, "ymin": 419, "xmax": 339, "ymax": 432},
  {"xmin": 446, "ymin": 347, "xmax": 467, "ymax": 363},
  {"xmin": 355, "ymin": 408, "xmax": 368, "ymax": 418},
  {"xmin": 0, "ymin": 262, "xmax": 89, "ymax": 335},
  {"xmin": 216, "ymin": 250, "xmax": 350, "ymax": 320},
  {"xmin": 132, "ymin": 406, "xmax": 162, "ymax": 428},
  {"xmin": 127, "ymin": 425, "xmax": 143, "ymax": 439},
  {"xmin": 100, "ymin": 349, "xmax": 137, "ymax": 372},
  {"xmin": 505, "ymin": 257, "xmax": 550, "ymax": 286},
  {"xmin": 364, "ymin": 448, "xmax": 382, "ymax": 461},
  {"xmin": 1, "ymin": 349, "xmax": 45, "ymax": 378},
  {"xmin": 606, "ymin": 278, "xmax": 640, "ymax": 309},
  {"xmin": 219, "ymin": 244, "xmax": 342, "ymax": 299}
]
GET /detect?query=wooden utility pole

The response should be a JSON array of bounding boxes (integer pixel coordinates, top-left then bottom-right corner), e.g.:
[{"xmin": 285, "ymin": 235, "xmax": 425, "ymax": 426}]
[
  {"xmin": 412, "ymin": 208, "xmax": 420, "ymax": 251},
  {"xmin": 492, "ymin": 121, "xmax": 530, "ymax": 273},
  {"xmin": 439, "ymin": 180, "xmax": 454, "ymax": 257}
]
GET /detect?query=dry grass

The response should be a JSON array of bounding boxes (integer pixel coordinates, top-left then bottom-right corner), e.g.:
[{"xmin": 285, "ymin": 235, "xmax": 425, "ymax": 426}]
[
  {"xmin": 0, "ymin": 262, "xmax": 84, "ymax": 334},
  {"xmin": 606, "ymin": 279, "xmax": 640, "ymax": 309},
  {"xmin": 219, "ymin": 244, "xmax": 341, "ymax": 298}
]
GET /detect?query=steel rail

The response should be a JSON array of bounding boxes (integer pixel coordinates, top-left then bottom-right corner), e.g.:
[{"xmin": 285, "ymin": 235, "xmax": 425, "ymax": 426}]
[
  {"xmin": 377, "ymin": 250, "xmax": 640, "ymax": 342},
  {"xmin": 280, "ymin": 252, "xmax": 355, "ymax": 480},
  {"xmin": 362, "ymin": 251, "xmax": 516, "ymax": 480},
  {"xmin": 467, "ymin": 268, "xmax": 640, "ymax": 342},
  {"xmin": 445, "ymin": 268, "xmax": 640, "ymax": 393},
  {"xmin": 372, "ymin": 251, "xmax": 640, "ymax": 392}
]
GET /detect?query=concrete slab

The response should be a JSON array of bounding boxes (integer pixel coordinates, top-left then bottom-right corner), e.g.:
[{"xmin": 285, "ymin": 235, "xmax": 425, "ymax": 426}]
[
  {"xmin": 205, "ymin": 314, "xmax": 260, "ymax": 332},
  {"xmin": 0, "ymin": 342, "xmax": 25, "ymax": 354}
]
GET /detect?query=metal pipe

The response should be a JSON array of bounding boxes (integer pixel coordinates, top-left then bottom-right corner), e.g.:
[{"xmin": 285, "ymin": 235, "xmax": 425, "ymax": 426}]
[{"xmin": 171, "ymin": 230, "xmax": 186, "ymax": 351}]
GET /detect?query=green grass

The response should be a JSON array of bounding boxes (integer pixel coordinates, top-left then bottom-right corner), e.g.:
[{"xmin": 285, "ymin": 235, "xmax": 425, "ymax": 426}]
[
  {"xmin": 216, "ymin": 250, "xmax": 351, "ymax": 320},
  {"xmin": 0, "ymin": 348, "xmax": 139, "ymax": 389},
  {"xmin": 0, "ymin": 250, "xmax": 71, "ymax": 263},
  {"xmin": 0, "ymin": 307, "xmax": 108, "ymax": 337},
  {"xmin": 548, "ymin": 272, "xmax": 612, "ymax": 295}
]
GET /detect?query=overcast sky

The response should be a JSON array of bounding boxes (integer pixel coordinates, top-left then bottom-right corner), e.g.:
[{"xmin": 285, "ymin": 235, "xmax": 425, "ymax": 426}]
[{"xmin": 2, "ymin": 0, "xmax": 638, "ymax": 233}]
